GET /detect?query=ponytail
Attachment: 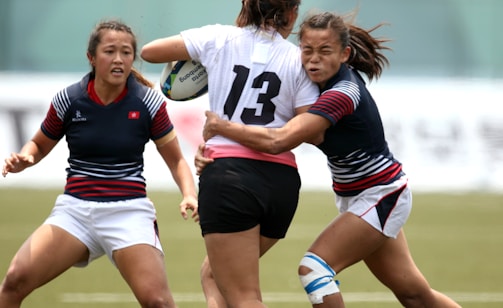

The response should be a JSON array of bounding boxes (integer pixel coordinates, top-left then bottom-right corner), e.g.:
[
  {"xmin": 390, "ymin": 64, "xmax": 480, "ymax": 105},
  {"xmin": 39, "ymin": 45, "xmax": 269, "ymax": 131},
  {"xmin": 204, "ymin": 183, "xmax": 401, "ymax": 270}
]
[
  {"xmin": 347, "ymin": 23, "xmax": 391, "ymax": 81},
  {"xmin": 131, "ymin": 67, "xmax": 154, "ymax": 88}
]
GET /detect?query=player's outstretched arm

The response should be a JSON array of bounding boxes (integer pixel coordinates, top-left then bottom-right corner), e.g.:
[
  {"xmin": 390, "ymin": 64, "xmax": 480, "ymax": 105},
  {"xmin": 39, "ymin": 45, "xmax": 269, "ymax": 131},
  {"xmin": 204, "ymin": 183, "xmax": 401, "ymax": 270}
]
[{"xmin": 2, "ymin": 129, "xmax": 58, "ymax": 177}]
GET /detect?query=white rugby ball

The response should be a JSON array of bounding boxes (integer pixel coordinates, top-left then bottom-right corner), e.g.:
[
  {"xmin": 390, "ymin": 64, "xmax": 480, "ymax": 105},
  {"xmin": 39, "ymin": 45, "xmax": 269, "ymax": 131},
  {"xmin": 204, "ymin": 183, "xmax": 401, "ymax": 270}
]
[{"xmin": 159, "ymin": 60, "xmax": 208, "ymax": 101}]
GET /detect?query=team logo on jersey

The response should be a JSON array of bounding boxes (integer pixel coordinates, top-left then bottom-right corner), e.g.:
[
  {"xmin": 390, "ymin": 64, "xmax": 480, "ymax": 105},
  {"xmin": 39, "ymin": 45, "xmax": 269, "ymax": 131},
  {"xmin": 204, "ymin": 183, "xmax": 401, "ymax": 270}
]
[
  {"xmin": 128, "ymin": 111, "xmax": 140, "ymax": 120},
  {"xmin": 72, "ymin": 110, "xmax": 87, "ymax": 122}
]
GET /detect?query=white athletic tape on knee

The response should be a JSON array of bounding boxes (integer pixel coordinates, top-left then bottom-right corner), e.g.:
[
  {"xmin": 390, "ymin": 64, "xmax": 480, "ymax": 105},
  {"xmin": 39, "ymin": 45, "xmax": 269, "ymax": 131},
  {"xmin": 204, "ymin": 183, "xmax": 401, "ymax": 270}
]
[{"xmin": 299, "ymin": 252, "xmax": 340, "ymax": 304}]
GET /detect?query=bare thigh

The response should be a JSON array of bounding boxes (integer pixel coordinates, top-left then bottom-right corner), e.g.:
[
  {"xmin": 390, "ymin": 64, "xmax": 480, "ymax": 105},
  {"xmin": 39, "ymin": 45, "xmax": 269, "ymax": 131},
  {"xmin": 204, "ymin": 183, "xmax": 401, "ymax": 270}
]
[
  {"xmin": 204, "ymin": 225, "xmax": 271, "ymax": 306},
  {"xmin": 113, "ymin": 244, "xmax": 175, "ymax": 306},
  {"xmin": 200, "ymin": 233, "xmax": 278, "ymax": 308},
  {"xmin": 3, "ymin": 224, "xmax": 89, "ymax": 293},
  {"xmin": 306, "ymin": 212, "xmax": 388, "ymax": 274},
  {"xmin": 363, "ymin": 230, "xmax": 430, "ymax": 296}
]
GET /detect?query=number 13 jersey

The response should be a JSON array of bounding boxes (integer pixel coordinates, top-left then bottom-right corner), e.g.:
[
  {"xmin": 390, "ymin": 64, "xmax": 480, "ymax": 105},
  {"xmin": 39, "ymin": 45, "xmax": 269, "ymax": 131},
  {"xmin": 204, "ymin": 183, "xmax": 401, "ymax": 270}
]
[{"xmin": 182, "ymin": 24, "xmax": 318, "ymax": 166}]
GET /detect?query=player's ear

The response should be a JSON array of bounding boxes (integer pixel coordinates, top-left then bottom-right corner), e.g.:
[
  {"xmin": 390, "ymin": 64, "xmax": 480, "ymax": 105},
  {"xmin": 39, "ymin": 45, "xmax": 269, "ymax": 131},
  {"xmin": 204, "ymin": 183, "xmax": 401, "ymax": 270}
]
[
  {"xmin": 342, "ymin": 46, "xmax": 351, "ymax": 63},
  {"xmin": 87, "ymin": 52, "xmax": 95, "ymax": 66}
]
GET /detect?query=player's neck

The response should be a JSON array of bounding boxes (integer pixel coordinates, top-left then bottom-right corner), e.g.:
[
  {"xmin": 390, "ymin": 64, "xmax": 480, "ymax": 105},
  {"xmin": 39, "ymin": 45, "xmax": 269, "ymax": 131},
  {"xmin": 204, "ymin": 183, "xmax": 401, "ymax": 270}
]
[{"xmin": 92, "ymin": 79, "xmax": 125, "ymax": 105}]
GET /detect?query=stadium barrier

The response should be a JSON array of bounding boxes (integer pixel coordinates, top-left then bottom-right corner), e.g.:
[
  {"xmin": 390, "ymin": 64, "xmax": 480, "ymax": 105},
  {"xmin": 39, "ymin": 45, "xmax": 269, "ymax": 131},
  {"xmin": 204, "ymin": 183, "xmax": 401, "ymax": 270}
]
[{"xmin": 1, "ymin": 73, "xmax": 502, "ymax": 192}]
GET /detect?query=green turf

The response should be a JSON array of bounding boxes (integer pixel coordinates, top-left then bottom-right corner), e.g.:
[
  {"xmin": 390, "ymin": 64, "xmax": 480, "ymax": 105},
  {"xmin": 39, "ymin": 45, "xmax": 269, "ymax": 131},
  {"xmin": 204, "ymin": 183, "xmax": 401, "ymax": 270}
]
[{"xmin": 0, "ymin": 188, "xmax": 502, "ymax": 307}]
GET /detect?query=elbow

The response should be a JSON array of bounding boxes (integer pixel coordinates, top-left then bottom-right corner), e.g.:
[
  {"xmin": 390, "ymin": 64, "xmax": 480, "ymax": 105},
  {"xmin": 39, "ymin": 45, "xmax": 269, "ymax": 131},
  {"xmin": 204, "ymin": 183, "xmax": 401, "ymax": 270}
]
[
  {"xmin": 269, "ymin": 148, "xmax": 284, "ymax": 155},
  {"xmin": 140, "ymin": 46, "xmax": 158, "ymax": 63},
  {"xmin": 139, "ymin": 47, "xmax": 151, "ymax": 62}
]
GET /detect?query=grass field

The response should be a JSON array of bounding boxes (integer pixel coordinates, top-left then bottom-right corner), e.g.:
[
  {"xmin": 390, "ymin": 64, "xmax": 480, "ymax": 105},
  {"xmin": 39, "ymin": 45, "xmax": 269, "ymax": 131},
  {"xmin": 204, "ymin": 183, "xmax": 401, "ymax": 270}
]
[{"xmin": 0, "ymin": 188, "xmax": 502, "ymax": 307}]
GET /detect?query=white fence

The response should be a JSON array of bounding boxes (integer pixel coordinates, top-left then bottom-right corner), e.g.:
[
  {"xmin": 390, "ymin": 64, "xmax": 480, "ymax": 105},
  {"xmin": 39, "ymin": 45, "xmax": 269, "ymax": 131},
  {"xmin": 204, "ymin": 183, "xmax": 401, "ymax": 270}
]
[{"xmin": 1, "ymin": 73, "xmax": 502, "ymax": 193}]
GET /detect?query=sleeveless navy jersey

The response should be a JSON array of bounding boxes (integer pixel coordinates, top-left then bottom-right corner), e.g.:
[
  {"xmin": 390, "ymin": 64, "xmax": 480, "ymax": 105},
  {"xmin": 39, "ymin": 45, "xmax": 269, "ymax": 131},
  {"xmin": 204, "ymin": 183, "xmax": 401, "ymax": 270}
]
[
  {"xmin": 308, "ymin": 64, "xmax": 403, "ymax": 196},
  {"xmin": 41, "ymin": 73, "xmax": 173, "ymax": 202}
]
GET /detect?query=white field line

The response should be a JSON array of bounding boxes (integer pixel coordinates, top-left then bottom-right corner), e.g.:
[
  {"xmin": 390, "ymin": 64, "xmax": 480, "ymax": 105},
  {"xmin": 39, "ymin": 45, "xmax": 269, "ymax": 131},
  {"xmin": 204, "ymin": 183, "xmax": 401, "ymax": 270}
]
[{"xmin": 60, "ymin": 292, "xmax": 503, "ymax": 303}]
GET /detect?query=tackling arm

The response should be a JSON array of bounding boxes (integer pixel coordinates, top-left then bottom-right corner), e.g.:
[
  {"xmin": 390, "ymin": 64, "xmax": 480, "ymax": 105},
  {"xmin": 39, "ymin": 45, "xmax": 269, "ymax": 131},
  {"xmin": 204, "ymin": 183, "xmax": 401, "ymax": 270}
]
[{"xmin": 203, "ymin": 111, "xmax": 331, "ymax": 154}]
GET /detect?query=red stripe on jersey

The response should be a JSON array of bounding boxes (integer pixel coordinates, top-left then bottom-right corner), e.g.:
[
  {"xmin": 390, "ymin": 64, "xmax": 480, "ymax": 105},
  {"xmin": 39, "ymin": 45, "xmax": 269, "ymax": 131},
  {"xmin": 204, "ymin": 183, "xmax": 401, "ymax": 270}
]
[
  {"xmin": 311, "ymin": 90, "xmax": 355, "ymax": 123},
  {"xmin": 333, "ymin": 163, "xmax": 402, "ymax": 193},
  {"xmin": 151, "ymin": 101, "xmax": 173, "ymax": 137},
  {"xmin": 42, "ymin": 105, "xmax": 64, "ymax": 138},
  {"xmin": 66, "ymin": 179, "xmax": 145, "ymax": 189},
  {"xmin": 65, "ymin": 177, "xmax": 147, "ymax": 200}
]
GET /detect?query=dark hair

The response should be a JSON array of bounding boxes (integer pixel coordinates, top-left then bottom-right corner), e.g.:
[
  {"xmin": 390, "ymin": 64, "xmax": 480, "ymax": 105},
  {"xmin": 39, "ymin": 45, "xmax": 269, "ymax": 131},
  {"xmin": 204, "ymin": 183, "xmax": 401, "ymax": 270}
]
[
  {"xmin": 87, "ymin": 20, "xmax": 153, "ymax": 87},
  {"xmin": 298, "ymin": 11, "xmax": 391, "ymax": 81},
  {"xmin": 236, "ymin": 0, "xmax": 300, "ymax": 31}
]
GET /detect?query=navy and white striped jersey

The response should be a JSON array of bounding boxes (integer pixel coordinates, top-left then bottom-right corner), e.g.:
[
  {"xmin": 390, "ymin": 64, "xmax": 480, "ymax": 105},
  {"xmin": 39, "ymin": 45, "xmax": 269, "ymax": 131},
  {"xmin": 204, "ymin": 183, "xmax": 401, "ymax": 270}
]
[
  {"xmin": 41, "ymin": 73, "xmax": 173, "ymax": 202},
  {"xmin": 308, "ymin": 64, "xmax": 404, "ymax": 196}
]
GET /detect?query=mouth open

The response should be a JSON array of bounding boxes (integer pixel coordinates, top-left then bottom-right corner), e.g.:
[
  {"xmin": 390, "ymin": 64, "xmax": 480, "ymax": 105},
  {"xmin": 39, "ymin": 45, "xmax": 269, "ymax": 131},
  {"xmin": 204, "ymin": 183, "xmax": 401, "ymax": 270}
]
[{"xmin": 111, "ymin": 68, "xmax": 124, "ymax": 75}]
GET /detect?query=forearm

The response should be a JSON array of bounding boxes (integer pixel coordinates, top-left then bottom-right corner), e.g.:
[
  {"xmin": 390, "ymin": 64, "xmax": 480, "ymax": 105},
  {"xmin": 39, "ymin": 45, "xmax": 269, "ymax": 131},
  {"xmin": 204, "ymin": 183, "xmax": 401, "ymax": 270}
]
[
  {"xmin": 170, "ymin": 161, "xmax": 198, "ymax": 199},
  {"xmin": 156, "ymin": 138, "xmax": 197, "ymax": 198},
  {"xmin": 26, "ymin": 129, "xmax": 58, "ymax": 164},
  {"xmin": 217, "ymin": 121, "xmax": 287, "ymax": 154},
  {"xmin": 3, "ymin": 136, "xmax": 55, "ymax": 176},
  {"xmin": 204, "ymin": 111, "xmax": 327, "ymax": 154},
  {"xmin": 19, "ymin": 140, "xmax": 46, "ymax": 166}
]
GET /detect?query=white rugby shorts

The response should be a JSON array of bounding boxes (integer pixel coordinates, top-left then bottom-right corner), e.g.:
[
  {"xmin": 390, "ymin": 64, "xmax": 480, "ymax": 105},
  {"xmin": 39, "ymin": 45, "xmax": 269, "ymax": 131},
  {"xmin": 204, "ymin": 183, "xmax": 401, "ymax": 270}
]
[
  {"xmin": 335, "ymin": 176, "xmax": 412, "ymax": 238},
  {"xmin": 44, "ymin": 194, "xmax": 163, "ymax": 267}
]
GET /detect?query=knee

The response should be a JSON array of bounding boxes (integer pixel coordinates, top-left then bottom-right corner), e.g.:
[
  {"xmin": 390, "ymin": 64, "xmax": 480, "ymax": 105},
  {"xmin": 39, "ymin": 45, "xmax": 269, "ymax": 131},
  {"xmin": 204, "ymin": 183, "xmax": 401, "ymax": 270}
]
[
  {"xmin": 395, "ymin": 289, "xmax": 462, "ymax": 308},
  {"xmin": 394, "ymin": 287, "xmax": 438, "ymax": 308},
  {"xmin": 298, "ymin": 252, "xmax": 340, "ymax": 305},
  {"xmin": 395, "ymin": 292, "xmax": 428, "ymax": 308},
  {"xmin": 135, "ymin": 289, "xmax": 177, "ymax": 308},
  {"xmin": 138, "ymin": 296, "xmax": 175, "ymax": 308},
  {"xmin": 0, "ymin": 265, "xmax": 31, "ymax": 303},
  {"xmin": 200, "ymin": 256, "xmax": 214, "ymax": 283}
]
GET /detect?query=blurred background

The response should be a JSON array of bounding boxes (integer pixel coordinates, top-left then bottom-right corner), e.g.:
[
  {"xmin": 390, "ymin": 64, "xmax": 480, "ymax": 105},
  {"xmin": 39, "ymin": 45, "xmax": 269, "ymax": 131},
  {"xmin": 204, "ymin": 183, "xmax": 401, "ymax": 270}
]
[
  {"xmin": 1, "ymin": 0, "xmax": 502, "ymax": 77},
  {"xmin": 1, "ymin": 0, "xmax": 503, "ymax": 192},
  {"xmin": 0, "ymin": 2, "xmax": 502, "ymax": 307}
]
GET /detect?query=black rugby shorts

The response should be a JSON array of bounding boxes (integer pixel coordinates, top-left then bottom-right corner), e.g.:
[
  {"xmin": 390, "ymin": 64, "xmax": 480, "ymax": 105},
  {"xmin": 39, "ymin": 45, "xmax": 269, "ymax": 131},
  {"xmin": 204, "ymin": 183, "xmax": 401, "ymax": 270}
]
[{"xmin": 198, "ymin": 157, "xmax": 301, "ymax": 238}]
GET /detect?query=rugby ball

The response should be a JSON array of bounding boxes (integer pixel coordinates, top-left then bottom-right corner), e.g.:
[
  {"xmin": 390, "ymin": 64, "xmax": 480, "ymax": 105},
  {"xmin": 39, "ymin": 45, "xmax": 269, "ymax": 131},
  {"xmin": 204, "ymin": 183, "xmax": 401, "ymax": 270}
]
[{"xmin": 160, "ymin": 60, "xmax": 208, "ymax": 101}]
